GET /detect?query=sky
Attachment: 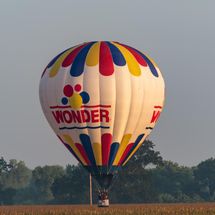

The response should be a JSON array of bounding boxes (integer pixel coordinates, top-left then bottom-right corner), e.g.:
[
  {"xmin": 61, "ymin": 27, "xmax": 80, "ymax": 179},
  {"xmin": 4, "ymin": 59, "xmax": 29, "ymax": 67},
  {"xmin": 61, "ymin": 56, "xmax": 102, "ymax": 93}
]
[{"xmin": 0, "ymin": 0, "xmax": 214, "ymax": 169}]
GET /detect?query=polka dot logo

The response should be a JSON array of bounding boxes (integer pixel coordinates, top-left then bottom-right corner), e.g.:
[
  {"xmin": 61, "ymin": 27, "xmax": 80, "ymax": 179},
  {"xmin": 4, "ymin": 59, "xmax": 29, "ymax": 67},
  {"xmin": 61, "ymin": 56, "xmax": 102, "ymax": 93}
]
[{"xmin": 61, "ymin": 84, "xmax": 90, "ymax": 109}]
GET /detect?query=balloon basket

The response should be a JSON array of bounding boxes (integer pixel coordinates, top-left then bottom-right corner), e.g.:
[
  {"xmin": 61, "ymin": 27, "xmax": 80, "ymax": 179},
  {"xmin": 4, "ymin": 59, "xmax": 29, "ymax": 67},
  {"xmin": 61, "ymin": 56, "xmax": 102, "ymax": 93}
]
[
  {"xmin": 97, "ymin": 190, "xmax": 109, "ymax": 207},
  {"xmin": 98, "ymin": 199, "xmax": 109, "ymax": 207}
]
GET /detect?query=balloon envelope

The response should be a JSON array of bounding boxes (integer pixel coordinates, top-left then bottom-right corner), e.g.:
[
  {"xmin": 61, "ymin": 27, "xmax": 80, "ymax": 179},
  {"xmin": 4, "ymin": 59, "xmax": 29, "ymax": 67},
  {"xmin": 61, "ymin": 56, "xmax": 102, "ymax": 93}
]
[{"xmin": 39, "ymin": 41, "xmax": 165, "ymax": 188}]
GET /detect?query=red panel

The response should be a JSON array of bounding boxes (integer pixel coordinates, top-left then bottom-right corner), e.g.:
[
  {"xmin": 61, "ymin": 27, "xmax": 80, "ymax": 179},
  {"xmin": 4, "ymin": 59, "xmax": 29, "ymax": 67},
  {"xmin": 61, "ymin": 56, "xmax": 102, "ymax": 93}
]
[
  {"xmin": 117, "ymin": 43, "xmax": 147, "ymax": 67},
  {"xmin": 75, "ymin": 143, "xmax": 91, "ymax": 165},
  {"xmin": 101, "ymin": 133, "xmax": 112, "ymax": 165},
  {"xmin": 118, "ymin": 143, "xmax": 134, "ymax": 166},
  {"xmin": 62, "ymin": 44, "xmax": 87, "ymax": 67},
  {"xmin": 99, "ymin": 42, "xmax": 114, "ymax": 76}
]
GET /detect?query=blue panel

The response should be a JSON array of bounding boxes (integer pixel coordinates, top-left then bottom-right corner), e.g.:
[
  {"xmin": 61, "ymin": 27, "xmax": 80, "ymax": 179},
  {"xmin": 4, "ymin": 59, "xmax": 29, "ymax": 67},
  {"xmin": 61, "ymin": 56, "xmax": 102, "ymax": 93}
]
[
  {"xmin": 47, "ymin": 47, "xmax": 71, "ymax": 68},
  {"xmin": 107, "ymin": 42, "xmax": 126, "ymax": 66},
  {"xmin": 122, "ymin": 134, "xmax": 145, "ymax": 165},
  {"xmin": 108, "ymin": 142, "xmax": 119, "ymax": 166},
  {"xmin": 140, "ymin": 53, "xmax": 159, "ymax": 77},
  {"xmin": 79, "ymin": 134, "xmax": 97, "ymax": 167},
  {"xmin": 127, "ymin": 46, "xmax": 159, "ymax": 77},
  {"xmin": 70, "ymin": 42, "xmax": 95, "ymax": 77}
]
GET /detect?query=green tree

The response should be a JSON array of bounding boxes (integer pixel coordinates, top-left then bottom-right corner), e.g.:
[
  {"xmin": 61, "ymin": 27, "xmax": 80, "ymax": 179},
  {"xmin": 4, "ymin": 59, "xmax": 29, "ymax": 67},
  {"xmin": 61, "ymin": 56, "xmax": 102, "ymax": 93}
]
[
  {"xmin": 0, "ymin": 188, "xmax": 16, "ymax": 205},
  {"xmin": 110, "ymin": 140, "xmax": 163, "ymax": 203},
  {"xmin": 194, "ymin": 158, "xmax": 215, "ymax": 201},
  {"xmin": 0, "ymin": 160, "xmax": 31, "ymax": 190},
  {"xmin": 0, "ymin": 158, "xmax": 31, "ymax": 205},
  {"xmin": 151, "ymin": 161, "xmax": 196, "ymax": 202},
  {"xmin": 125, "ymin": 140, "xmax": 163, "ymax": 172},
  {"xmin": 30, "ymin": 165, "xmax": 64, "ymax": 203},
  {"xmin": 52, "ymin": 164, "xmax": 91, "ymax": 204},
  {"xmin": 0, "ymin": 157, "xmax": 12, "ymax": 174}
]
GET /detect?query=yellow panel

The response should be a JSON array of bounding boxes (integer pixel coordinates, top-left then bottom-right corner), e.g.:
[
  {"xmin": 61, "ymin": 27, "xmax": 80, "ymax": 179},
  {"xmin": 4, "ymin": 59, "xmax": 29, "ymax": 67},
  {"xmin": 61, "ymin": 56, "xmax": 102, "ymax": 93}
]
[
  {"xmin": 113, "ymin": 134, "xmax": 132, "ymax": 165},
  {"xmin": 112, "ymin": 42, "xmax": 141, "ymax": 76},
  {"xmin": 86, "ymin": 42, "xmax": 100, "ymax": 66},
  {"xmin": 49, "ymin": 48, "xmax": 74, "ymax": 77},
  {"xmin": 61, "ymin": 134, "xmax": 87, "ymax": 165},
  {"xmin": 92, "ymin": 142, "xmax": 102, "ymax": 166},
  {"xmin": 122, "ymin": 135, "xmax": 147, "ymax": 166}
]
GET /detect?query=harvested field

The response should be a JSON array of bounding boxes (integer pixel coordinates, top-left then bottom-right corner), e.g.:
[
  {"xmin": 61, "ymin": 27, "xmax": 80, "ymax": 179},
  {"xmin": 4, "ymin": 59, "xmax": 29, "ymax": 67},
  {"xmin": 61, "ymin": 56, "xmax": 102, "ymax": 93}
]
[{"xmin": 1, "ymin": 203, "xmax": 215, "ymax": 215}]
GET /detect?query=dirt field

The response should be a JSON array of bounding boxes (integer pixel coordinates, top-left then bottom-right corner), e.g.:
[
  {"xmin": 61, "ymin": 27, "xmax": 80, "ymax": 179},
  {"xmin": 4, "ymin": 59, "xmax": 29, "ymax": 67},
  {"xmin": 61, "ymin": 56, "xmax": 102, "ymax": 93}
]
[{"xmin": 1, "ymin": 203, "xmax": 215, "ymax": 215}]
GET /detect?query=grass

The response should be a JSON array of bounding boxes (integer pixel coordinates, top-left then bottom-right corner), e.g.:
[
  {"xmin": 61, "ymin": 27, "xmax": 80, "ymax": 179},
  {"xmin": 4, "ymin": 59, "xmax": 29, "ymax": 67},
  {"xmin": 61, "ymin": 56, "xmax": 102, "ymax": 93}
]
[{"xmin": 1, "ymin": 203, "xmax": 215, "ymax": 215}]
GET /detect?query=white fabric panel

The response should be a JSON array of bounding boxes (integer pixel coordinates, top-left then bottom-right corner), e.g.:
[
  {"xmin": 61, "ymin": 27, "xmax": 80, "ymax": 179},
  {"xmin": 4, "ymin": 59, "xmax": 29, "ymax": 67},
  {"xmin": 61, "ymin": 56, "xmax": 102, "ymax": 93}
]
[{"xmin": 112, "ymin": 66, "xmax": 131, "ymax": 143}]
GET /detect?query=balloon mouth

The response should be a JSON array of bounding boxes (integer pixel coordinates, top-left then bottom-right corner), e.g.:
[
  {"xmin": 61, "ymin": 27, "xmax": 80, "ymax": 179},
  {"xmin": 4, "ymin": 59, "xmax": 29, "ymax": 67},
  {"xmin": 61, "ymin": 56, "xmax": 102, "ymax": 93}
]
[
  {"xmin": 83, "ymin": 165, "xmax": 121, "ymax": 189},
  {"xmin": 92, "ymin": 173, "xmax": 113, "ymax": 190}
]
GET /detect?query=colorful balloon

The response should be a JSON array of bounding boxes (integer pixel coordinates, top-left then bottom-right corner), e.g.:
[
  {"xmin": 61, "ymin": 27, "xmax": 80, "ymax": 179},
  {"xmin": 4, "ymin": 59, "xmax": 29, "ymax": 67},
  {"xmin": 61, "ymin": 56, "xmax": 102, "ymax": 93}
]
[{"xmin": 39, "ymin": 41, "xmax": 165, "ymax": 190}]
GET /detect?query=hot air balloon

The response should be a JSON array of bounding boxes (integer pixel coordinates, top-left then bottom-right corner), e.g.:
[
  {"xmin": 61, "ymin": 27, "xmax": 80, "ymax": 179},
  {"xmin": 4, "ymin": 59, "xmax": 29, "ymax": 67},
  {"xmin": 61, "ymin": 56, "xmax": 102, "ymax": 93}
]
[{"xmin": 39, "ymin": 41, "xmax": 165, "ymax": 206}]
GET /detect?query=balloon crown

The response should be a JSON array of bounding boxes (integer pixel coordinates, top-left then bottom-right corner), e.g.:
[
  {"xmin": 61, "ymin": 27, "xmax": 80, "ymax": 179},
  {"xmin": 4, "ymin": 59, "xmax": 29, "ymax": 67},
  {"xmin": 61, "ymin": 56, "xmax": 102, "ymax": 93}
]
[{"xmin": 41, "ymin": 41, "xmax": 159, "ymax": 79}]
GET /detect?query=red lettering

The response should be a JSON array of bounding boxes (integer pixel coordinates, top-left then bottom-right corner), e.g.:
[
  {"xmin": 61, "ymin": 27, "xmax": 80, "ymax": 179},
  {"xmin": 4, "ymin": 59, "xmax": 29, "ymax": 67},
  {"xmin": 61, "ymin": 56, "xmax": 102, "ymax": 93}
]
[
  {"xmin": 52, "ymin": 108, "xmax": 110, "ymax": 124},
  {"xmin": 150, "ymin": 110, "xmax": 161, "ymax": 123},
  {"xmin": 63, "ymin": 110, "xmax": 73, "ymax": 123},
  {"xmin": 91, "ymin": 109, "xmax": 99, "ymax": 123},
  {"xmin": 71, "ymin": 110, "xmax": 81, "ymax": 123},
  {"xmin": 52, "ymin": 111, "xmax": 64, "ymax": 124},
  {"xmin": 100, "ymin": 109, "xmax": 109, "ymax": 123},
  {"xmin": 81, "ymin": 110, "xmax": 90, "ymax": 122}
]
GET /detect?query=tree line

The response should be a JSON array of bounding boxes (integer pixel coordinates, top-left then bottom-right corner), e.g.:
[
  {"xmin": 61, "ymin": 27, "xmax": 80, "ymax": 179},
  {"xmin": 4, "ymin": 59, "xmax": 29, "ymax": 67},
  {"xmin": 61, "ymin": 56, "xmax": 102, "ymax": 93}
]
[{"xmin": 1, "ymin": 140, "xmax": 215, "ymax": 205}]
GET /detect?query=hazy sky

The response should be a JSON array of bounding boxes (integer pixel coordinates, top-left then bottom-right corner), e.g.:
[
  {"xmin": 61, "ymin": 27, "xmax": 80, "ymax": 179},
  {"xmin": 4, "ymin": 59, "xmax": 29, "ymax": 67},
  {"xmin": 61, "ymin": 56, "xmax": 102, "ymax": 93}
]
[{"xmin": 0, "ymin": 0, "xmax": 214, "ymax": 168}]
